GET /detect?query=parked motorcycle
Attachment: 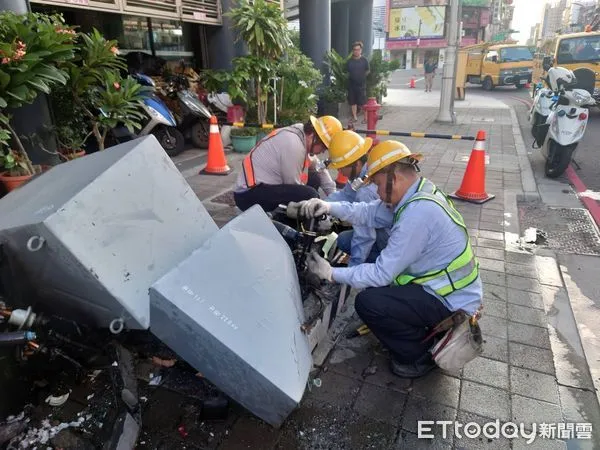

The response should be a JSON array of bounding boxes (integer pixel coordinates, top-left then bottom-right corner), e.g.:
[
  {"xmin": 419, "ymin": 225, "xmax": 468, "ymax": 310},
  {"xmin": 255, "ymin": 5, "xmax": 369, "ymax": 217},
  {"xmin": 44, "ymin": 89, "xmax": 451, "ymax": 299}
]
[
  {"xmin": 538, "ymin": 67, "xmax": 596, "ymax": 178},
  {"xmin": 132, "ymin": 73, "xmax": 186, "ymax": 157},
  {"xmin": 161, "ymin": 74, "xmax": 213, "ymax": 148}
]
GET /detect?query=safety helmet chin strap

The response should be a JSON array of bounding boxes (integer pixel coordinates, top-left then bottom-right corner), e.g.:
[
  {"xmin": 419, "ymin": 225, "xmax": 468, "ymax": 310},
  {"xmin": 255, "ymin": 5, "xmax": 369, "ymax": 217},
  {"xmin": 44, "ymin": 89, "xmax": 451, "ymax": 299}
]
[
  {"xmin": 383, "ymin": 160, "xmax": 421, "ymax": 205},
  {"xmin": 309, "ymin": 133, "xmax": 322, "ymax": 156},
  {"xmin": 349, "ymin": 162, "xmax": 359, "ymax": 180},
  {"xmin": 385, "ymin": 165, "xmax": 395, "ymax": 205}
]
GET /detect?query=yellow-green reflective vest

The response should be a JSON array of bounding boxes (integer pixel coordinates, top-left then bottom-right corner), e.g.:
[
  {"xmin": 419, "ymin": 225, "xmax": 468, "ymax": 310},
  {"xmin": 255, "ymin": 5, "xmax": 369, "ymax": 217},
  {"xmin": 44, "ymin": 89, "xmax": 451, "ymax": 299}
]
[{"xmin": 392, "ymin": 178, "xmax": 479, "ymax": 298}]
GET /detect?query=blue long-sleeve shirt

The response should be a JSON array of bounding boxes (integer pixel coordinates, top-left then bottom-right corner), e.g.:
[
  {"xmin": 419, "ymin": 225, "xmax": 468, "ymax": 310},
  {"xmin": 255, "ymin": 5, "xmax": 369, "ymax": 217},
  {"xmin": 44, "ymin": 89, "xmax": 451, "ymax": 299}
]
[
  {"xmin": 325, "ymin": 166, "xmax": 389, "ymax": 266},
  {"xmin": 328, "ymin": 178, "xmax": 482, "ymax": 315}
]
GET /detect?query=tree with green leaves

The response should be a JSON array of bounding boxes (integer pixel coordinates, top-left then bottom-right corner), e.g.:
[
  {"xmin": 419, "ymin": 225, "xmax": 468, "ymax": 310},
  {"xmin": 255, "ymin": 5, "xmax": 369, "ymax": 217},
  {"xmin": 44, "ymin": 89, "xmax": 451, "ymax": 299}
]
[
  {"xmin": 0, "ymin": 11, "xmax": 77, "ymax": 175},
  {"xmin": 63, "ymin": 29, "xmax": 148, "ymax": 151},
  {"xmin": 225, "ymin": 0, "xmax": 291, "ymax": 124}
]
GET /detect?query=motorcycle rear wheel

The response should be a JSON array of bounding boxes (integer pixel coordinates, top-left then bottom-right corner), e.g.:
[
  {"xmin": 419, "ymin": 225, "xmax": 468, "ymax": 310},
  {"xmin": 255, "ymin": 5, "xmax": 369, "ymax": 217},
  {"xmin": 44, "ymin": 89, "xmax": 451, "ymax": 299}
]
[
  {"xmin": 191, "ymin": 121, "xmax": 209, "ymax": 149},
  {"xmin": 545, "ymin": 139, "xmax": 575, "ymax": 178}
]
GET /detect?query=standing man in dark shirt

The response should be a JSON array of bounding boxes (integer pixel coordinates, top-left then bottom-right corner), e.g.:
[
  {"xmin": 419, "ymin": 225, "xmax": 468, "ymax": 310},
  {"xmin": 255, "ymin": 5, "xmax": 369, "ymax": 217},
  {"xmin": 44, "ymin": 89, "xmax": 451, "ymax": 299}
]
[
  {"xmin": 346, "ymin": 41, "xmax": 370, "ymax": 123},
  {"xmin": 424, "ymin": 58, "xmax": 437, "ymax": 92}
]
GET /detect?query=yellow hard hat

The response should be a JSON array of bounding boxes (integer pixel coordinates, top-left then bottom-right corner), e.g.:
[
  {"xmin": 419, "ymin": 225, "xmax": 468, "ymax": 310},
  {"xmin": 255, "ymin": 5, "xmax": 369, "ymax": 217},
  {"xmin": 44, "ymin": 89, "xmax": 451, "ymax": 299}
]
[
  {"xmin": 366, "ymin": 140, "xmax": 423, "ymax": 179},
  {"xmin": 327, "ymin": 130, "xmax": 373, "ymax": 169},
  {"xmin": 309, "ymin": 115, "xmax": 343, "ymax": 148}
]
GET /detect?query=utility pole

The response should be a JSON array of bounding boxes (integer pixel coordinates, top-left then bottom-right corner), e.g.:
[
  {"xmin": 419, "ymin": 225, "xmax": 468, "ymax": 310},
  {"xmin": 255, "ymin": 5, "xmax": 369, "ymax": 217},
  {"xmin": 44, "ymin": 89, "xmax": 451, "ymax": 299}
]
[{"xmin": 436, "ymin": 0, "xmax": 460, "ymax": 124}]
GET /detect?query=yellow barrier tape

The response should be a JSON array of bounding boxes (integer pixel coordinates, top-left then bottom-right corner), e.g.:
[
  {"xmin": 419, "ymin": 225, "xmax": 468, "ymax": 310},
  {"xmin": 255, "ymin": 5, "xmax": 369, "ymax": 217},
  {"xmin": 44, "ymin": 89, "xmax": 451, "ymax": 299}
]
[
  {"xmin": 411, "ymin": 132, "xmax": 426, "ymax": 138},
  {"xmin": 232, "ymin": 122, "xmax": 245, "ymax": 127},
  {"xmin": 261, "ymin": 124, "xmax": 275, "ymax": 129},
  {"xmin": 451, "ymin": 135, "xmax": 462, "ymax": 140},
  {"xmin": 376, "ymin": 130, "xmax": 390, "ymax": 136}
]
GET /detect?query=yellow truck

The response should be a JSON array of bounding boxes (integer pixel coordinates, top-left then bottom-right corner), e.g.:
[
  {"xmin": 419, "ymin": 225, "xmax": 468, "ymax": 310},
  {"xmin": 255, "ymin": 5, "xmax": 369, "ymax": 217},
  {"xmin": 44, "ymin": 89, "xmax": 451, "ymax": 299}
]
[
  {"xmin": 460, "ymin": 42, "xmax": 534, "ymax": 90},
  {"xmin": 533, "ymin": 30, "xmax": 600, "ymax": 100}
]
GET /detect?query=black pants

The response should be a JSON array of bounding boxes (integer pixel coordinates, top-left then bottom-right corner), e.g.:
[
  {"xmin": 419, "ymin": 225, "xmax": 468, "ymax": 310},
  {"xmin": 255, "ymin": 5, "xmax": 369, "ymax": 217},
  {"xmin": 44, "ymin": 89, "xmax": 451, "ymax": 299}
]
[
  {"xmin": 355, "ymin": 285, "xmax": 452, "ymax": 364},
  {"xmin": 234, "ymin": 173, "xmax": 321, "ymax": 214},
  {"xmin": 348, "ymin": 82, "xmax": 366, "ymax": 106},
  {"xmin": 233, "ymin": 183, "xmax": 318, "ymax": 213}
]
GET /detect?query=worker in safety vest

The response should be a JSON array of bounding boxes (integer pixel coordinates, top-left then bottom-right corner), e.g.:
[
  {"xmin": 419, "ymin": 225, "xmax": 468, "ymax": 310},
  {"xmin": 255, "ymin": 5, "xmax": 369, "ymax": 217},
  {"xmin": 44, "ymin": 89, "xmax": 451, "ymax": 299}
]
[
  {"xmin": 233, "ymin": 116, "xmax": 342, "ymax": 214},
  {"xmin": 289, "ymin": 130, "xmax": 389, "ymax": 266},
  {"xmin": 291, "ymin": 140, "xmax": 482, "ymax": 378}
]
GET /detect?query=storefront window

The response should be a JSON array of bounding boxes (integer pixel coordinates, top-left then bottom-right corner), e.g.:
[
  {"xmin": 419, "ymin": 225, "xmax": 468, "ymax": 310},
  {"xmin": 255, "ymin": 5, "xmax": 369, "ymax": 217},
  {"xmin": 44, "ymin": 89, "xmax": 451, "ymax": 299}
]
[
  {"xmin": 152, "ymin": 19, "xmax": 194, "ymax": 60},
  {"xmin": 114, "ymin": 15, "xmax": 150, "ymax": 52}
]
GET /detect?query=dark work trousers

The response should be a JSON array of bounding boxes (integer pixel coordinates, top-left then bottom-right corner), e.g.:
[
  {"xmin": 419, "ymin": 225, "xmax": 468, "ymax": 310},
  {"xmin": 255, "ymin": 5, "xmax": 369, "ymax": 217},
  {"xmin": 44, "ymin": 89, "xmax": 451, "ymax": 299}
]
[
  {"xmin": 355, "ymin": 284, "xmax": 453, "ymax": 364},
  {"xmin": 233, "ymin": 172, "xmax": 321, "ymax": 214}
]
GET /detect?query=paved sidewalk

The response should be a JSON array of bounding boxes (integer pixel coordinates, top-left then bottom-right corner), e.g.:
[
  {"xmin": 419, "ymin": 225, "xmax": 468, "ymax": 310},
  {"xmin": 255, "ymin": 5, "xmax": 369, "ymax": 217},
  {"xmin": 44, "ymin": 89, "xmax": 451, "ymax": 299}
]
[{"xmin": 152, "ymin": 104, "xmax": 600, "ymax": 449}]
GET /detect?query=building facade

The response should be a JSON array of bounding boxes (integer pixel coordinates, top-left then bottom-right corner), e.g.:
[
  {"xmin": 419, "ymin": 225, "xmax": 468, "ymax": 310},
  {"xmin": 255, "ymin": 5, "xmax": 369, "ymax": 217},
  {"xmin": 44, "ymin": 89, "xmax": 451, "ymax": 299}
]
[{"xmin": 28, "ymin": 0, "xmax": 283, "ymax": 70}]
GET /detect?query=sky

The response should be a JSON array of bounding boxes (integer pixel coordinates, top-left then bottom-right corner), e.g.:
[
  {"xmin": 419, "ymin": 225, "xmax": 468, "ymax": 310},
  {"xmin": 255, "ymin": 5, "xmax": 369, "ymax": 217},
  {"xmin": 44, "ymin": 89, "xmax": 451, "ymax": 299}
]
[{"xmin": 511, "ymin": 0, "xmax": 546, "ymax": 44}]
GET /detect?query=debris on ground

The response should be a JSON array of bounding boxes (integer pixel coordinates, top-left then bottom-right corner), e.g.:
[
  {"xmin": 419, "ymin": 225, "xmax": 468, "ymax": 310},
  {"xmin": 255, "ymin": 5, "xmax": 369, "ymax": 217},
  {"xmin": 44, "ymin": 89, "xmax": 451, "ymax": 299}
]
[{"xmin": 362, "ymin": 365, "xmax": 378, "ymax": 378}]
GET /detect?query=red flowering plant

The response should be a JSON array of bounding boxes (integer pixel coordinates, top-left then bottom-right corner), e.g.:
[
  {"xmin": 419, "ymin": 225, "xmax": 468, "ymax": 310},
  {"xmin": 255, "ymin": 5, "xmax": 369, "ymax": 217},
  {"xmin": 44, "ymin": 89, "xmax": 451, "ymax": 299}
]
[{"xmin": 0, "ymin": 12, "xmax": 76, "ymax": 175}]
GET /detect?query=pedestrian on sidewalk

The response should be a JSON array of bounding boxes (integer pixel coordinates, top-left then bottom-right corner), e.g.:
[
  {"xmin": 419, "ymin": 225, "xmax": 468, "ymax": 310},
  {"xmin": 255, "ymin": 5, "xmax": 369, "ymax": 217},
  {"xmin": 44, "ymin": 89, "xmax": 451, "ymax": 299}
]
[
  {"xmin": 346, "ymin": 41, "xmax": 370, "ymax": 124},
  {"xmin": 424, "ymin": 58, "xmax": 437, "ymax": 92},
  {"xmin": 233, "ymin": 115, "xmax": 342, "ymax": 215},
  {"xmin": 290, "ymin": 140, "xmax": 482, "ymax": 378}
]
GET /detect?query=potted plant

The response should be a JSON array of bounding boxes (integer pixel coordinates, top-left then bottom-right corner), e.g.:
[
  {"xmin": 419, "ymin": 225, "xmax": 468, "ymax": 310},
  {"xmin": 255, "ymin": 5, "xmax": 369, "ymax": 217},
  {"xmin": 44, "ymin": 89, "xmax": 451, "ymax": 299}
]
[
  {"xmin": 56, "ymin": 125, "xmax": 89, "ymax": 160},
  {"xmin": 49, "ymin": 83, "xmax": 91, "ymax": 159},
  {"xmin": 230, "ymin": 126, "xmax": 259, "ymax": 153},
  {"xmin": 323, "ymin": 50, "xmax": 350, "ymax": 116},
  {"xmin": 0, "ymin": 125, "xmax": 35, "ymax": 191},
  {"xmin": 366, "ymin": 50, "xmax": 400, "ymax": 104}
]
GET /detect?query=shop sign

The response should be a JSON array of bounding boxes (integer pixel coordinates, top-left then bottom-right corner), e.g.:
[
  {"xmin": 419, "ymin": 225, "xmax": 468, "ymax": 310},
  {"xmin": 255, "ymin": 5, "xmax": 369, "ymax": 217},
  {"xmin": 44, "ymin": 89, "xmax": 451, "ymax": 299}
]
[{"xmin": 388, "ymin": 6, "xmax": 446, "ymax": 40}]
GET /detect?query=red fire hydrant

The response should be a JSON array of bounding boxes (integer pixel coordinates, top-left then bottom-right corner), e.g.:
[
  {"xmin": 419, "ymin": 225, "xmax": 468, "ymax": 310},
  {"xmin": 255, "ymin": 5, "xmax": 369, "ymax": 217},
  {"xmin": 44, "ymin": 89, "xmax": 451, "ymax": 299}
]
[{"xmin": 364, "ymin": 98, "xmax": 381, "ymax": 146}]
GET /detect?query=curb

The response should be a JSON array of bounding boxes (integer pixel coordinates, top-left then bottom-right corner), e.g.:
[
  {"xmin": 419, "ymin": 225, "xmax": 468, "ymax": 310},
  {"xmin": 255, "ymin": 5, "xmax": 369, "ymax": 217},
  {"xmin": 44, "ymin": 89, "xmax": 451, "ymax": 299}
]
[
  {"xmin": 509, "ymin": 106, "xmax": 538, "ymax": 196},
  {"xmin": 510, "ymin": 97, "xmax": 600, "ymax": 228}
]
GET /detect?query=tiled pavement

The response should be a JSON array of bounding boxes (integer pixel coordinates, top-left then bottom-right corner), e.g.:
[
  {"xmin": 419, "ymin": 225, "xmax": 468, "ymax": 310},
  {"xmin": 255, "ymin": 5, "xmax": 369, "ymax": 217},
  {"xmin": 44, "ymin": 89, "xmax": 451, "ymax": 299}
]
[{"xmin": 151, "ymin": 105, "xmax": 600, "ymax": 449}]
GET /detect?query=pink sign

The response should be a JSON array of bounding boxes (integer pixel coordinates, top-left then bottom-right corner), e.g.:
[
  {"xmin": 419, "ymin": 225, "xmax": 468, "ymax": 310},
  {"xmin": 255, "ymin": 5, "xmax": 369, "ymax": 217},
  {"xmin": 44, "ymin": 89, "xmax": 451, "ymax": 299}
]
[{"xmin": 386, "ymin": 38, "xmax": 447, "ymax": 49}]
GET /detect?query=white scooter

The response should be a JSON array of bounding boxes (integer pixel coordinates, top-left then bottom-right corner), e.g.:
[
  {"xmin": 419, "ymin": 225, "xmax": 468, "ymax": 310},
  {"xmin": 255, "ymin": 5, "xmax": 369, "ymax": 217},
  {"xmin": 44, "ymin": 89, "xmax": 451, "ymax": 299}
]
[
  {"xmin": 529, "ymin": 78, "xmax": 555, "ymax": 148},
  {"xmin": 538, "ymin": 67, "xmax": 596, "ymax": 178}
]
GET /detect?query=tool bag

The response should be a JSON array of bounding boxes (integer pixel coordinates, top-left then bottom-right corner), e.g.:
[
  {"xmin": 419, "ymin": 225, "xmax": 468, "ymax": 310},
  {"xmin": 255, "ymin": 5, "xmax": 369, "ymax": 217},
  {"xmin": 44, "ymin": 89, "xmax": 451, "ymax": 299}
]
[{"xmin": 423, "ymin": 308, "xmax": 484, "ymax": 373}]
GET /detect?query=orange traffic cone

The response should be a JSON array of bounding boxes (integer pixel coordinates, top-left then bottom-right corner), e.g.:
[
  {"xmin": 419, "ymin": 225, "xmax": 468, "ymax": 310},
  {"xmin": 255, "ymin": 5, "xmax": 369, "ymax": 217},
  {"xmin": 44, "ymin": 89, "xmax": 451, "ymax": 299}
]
[
  {"xmin": 200, "ymin": 116, "xmax": 231, "ymax": 176},
  {"xmin": 409, "ymin": 76, "xmax": 416, "ymax": 89},
  {"xmin": 336, "ymin": 171, "xmax": 349, "ymax": 188},
  {"xmin": 449, "ymin": 130, "xmax": 495, "ymax": 204}
]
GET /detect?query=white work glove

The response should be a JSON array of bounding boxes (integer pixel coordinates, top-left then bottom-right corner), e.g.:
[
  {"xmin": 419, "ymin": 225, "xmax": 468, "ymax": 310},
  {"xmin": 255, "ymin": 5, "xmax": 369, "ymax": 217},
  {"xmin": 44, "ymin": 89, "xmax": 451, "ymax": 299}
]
[
  {"xmin": 306, "ymin": 251, "xmax": 333, "ymax": 282},
  {"xmin": 307, "ymin": 154, "xmax": 319, "ymax": 170},
  {"xmin": 286, "ymin": 201, "xmax": 301, "ymax": 219},
  {"xmin": 300, "ymin": 198, "xmax": 330, "ymax": 218}
]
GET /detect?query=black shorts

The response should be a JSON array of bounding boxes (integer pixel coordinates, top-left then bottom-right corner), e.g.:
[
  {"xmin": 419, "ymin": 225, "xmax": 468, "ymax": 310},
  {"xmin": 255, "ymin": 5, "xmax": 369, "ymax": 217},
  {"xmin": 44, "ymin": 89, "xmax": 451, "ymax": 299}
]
[{"xmin": 348, "ymin": 83, "xmax": 366, "ymax": 106}]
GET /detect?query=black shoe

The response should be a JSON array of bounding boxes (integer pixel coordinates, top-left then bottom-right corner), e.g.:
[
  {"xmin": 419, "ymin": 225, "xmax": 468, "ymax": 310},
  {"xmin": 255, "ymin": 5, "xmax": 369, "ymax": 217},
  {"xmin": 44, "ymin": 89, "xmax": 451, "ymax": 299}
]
[{"xmin": 390, "ymin": 353, "xmax": 437, "ymax": 379}]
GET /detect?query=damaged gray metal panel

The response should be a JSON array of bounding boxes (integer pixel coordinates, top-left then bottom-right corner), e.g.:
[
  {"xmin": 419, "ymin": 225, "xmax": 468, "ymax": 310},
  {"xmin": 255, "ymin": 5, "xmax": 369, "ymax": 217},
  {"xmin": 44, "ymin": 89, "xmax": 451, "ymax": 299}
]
[
  {"xmin": 149, "ymin": 205, "xmax": 311, "ymax": 427},
  {"xmin": 0, "ymin": 136, "xmax": 218, "ymax": 329}
]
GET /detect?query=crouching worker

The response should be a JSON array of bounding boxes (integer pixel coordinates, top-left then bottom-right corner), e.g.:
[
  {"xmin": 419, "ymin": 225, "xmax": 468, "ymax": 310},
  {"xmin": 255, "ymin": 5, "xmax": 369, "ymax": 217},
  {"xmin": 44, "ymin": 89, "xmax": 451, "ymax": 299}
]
[
  {"xmin": 233, "ymin": 115, "xmax": 342, "ymax": 214},
  {"xmin": 289, "ymin": 130, "xmax": 390, "ymax": 266},
  {"xmin": 292, "ymin": 140, "xmax": 482, "ymax": 378}
]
